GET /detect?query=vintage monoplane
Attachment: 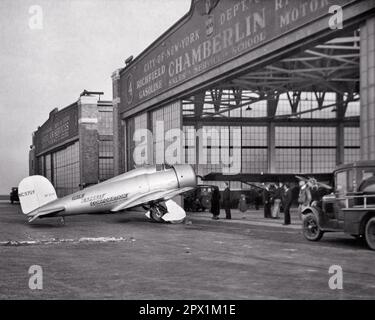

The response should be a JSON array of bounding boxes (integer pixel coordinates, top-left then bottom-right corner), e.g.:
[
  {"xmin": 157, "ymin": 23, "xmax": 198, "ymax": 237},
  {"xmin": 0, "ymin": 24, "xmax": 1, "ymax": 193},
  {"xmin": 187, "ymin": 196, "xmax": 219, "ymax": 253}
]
[{"xmin": 18, "ymin": 164, "xmax": 196, "ymax": 224}]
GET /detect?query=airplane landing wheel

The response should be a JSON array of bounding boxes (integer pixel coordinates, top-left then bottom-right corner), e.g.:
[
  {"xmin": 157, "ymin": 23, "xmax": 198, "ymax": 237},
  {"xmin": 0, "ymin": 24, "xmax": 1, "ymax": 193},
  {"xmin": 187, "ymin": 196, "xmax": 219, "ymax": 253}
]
[
  {"xmin": 302, "ymin": 213, "xmax": 323, "ymax": 241},
  {"xmin": 365, "ymin": 217, "xmax": 375, "ymax": 250},
  {"xmin": 150, "ymin": 205, "xmax": 166, "ymax": 223}
]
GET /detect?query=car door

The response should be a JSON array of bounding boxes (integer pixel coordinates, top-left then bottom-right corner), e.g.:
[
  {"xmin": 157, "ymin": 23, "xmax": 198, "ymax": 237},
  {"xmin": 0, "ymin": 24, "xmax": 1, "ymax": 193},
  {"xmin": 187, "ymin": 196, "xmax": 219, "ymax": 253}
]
[{"xmin": 335, "ymin": 169, "xmax": 350, "ymax": 221}]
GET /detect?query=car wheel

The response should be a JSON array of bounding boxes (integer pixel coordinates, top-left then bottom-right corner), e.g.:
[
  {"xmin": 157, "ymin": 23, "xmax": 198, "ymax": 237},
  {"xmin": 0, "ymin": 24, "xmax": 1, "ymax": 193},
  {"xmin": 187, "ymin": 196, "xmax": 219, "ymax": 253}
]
[
  {"xmin": 302, "ymin": 213, "xmax": 324, "ymax": 241},
  {"xmin": 365, "ymin": 217, "xmax": 375, "ymax": 250}
]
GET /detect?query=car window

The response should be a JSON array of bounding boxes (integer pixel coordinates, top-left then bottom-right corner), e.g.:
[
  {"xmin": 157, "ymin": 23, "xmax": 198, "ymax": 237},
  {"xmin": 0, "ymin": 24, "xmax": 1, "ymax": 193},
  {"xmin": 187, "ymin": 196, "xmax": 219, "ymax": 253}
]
[
  {"xmin": 336, "ymin": 171, "xmax": 347, "ymax": 195},
  {"xmin": 362, "ymin": 169, "xmax": 375, "ymax": 181},
  {"xmin": 347, "ymin": 169, "xmax": 355, "ymax": 192}
]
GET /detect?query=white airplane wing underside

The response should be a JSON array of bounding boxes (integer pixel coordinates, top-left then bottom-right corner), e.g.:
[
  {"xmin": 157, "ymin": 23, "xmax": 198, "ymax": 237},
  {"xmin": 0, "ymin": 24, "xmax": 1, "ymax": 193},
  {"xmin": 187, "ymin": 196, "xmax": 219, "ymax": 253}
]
[
  {"xmin": 110, "ymin": 187, "xmax": 194, "ymax": 213},
  {"xmin": 161, "ymin": 199, "xmax": 186, "ymax": 222}
]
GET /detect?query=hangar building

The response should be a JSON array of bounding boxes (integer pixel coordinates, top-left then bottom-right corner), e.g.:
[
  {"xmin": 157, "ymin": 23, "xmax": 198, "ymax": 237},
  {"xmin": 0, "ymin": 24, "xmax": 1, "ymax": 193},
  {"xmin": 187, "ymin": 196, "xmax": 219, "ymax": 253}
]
[
  {"xmin": 112, "ymin": 0, "xmax": 375, "ymax": 190},
  {"xmin": 29, "ymin": 92, "xmax": 114, "ymax": 197}
]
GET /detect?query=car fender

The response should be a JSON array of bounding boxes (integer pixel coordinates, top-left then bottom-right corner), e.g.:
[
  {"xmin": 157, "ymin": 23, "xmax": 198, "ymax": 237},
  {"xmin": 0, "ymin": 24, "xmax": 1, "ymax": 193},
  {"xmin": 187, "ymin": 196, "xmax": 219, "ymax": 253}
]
[{"xmin": 300, "ymin": 205, "xmax": 323, "ymax": 227}]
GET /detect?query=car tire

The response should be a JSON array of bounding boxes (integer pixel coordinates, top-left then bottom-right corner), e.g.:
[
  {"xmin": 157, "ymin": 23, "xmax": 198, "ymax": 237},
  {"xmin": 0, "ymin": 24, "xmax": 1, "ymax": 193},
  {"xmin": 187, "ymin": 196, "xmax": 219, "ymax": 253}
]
[
  {"xmin": 302, "ymin": 212, "xmax": 324, "ymax": 241},
  {"xmin": 365, "ymin": 217, "xmax": 375, "ymax": 250}
]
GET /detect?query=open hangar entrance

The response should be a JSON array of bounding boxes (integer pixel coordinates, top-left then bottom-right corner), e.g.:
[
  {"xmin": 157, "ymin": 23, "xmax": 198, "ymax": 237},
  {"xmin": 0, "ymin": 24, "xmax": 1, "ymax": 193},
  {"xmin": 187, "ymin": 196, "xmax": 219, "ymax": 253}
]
[
  {"xmin": 182, "ymin": 26, "xmax": 362, "ymax": 189},
  {"xmin": 112, "ymin": 0, "xmax": 375, "ymax": 193}
]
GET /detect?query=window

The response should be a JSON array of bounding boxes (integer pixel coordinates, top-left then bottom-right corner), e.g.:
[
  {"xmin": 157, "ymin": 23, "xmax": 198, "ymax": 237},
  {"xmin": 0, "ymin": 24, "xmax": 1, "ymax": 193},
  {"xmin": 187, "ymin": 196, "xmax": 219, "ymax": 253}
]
[
  {"xmin": 99, "ymin": 140, "xmax": 113, "ymax": 158},
  {"xmin": 312, "ymin": 149, "xmax": 336, "ymax": 173},
  {"xmin": 345, "ymin": 100, "xmax": 360, "ymax": 117},
  {"xmin": 344, "ymin": 127, "xmax": 360, "ymax": 163},
  {"xmin": 276, "ymin": 92, "xmax": 337, "ymax": 118},
  {"xmin": 37, "ymin": 156, "xmax": 44, "ymax": 176},
  {"xmin": 182, "ymin": 90, "xmax": 267, "ymax": 119},
  {"xmin": 242, "ymin": 149, "xmax": 268, "ymax": 173},
  {"xmin": 98, "ymin": 108, "xmax": 113, "ymax": 135},
  {"xmin": 151, "ymin": 102, "xmax": 182, "ymax": 165},
  {"xmin": 242, "ymin": 126, "xmax": 268, "ymax": 173},
  {"xmin": 45, "ymin": 154, "xmax": 52, "ymax": 182},
  {"xmin": 183, "ymin": 126, "xmax": 196, "ymax": 166},
  {"xmin": 275, "ymin": 126, "xmax": 336, "ymax": 173},
  {"xmin": 336, "ymin": 171, "xmax": 348, "ymax": 195},
  {"xmin": 196, "ymin": 125, "xmax": 268, "ymax": 178},
  {"xmin": 99, "ymin": 158, "xmax": 114, "ymax": 182},
  {"xmin": 52, "ymin": 142, "xmax": 80, "ymax": 197},
  {"xmin": 241, "ymin": 99, "xmax": 267, "ymax": 118},
  {"xmin": 126, "ymin": 112, "xmax": 149, "ymax": 169},
  {"xmin": 99, "ymin": 140, "xmax": 114, "ymax": 182}
]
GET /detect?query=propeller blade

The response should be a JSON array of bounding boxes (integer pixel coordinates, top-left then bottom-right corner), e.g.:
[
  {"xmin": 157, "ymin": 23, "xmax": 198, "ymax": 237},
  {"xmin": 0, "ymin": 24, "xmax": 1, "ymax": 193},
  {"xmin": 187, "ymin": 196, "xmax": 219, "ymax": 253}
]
[
  {"xmin": 296, "ymin": 175, "xmax": 308, "ymax": 181},
  {"xmin": 317, "ymin": 182, "xmax": 332, "ymax": 190}
]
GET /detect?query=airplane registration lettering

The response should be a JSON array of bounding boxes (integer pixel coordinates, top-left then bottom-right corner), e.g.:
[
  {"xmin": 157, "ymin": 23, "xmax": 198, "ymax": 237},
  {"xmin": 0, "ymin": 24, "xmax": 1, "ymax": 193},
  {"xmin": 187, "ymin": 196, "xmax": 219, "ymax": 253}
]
[
  {"xmin": 90, "ymin": 193, "xmax": 128, "ymax": 207},
  {"xmin": 19, "ymin": 190, "xmax": 35, "ymax": 197},
  {"xmin": 44, "ymin": 193, "xmax": 55, "ymax": 198}
]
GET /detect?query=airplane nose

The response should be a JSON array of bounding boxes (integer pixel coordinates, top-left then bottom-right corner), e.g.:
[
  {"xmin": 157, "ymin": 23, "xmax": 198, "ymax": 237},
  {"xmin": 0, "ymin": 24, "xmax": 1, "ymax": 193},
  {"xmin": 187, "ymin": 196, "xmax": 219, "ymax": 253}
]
[{"xmin": 172, "ymin": 165, "xmax": 197, "ymax": 189}]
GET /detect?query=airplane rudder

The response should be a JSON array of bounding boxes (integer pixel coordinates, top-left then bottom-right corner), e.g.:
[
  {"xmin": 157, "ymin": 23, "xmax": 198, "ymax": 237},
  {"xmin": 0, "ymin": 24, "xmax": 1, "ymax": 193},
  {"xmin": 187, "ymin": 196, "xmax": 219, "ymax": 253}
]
[{"xmin": 18, "ymin": 175, "xmax": 57, "ymax": 214}]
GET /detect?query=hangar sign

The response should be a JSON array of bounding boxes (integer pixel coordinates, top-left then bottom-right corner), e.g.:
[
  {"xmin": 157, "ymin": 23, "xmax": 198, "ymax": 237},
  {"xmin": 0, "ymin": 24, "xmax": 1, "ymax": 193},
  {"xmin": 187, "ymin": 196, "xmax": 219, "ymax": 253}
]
[
  {"xmin": 120, "ymin": 0, "xmax": 354, "ymax": 112},
  {"xmin": 35, "ymin": 104, "xmax": 79, "ymax": 154}
]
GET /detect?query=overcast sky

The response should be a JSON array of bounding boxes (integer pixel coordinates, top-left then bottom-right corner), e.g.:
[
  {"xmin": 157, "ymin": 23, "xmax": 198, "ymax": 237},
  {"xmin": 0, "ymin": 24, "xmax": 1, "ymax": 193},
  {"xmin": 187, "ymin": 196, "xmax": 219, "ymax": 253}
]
[{"xmin": 0, "ymin": 0, "xmax": 190, "ymax": 194}]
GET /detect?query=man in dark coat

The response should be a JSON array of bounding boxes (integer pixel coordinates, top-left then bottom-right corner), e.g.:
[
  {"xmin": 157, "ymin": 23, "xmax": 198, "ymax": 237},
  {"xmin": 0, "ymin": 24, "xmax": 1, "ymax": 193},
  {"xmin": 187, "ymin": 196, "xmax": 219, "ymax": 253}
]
[
  {"xmin": 262, "ymin": 184, "xmax": 271, "ymax": 218},
  {"xmin": 254, "ymin": 189, "xmax": 261, "ymax": 210},
  {"xmin": 282, "ymin": 184, "xmax": 293, "ymax": 225},
  {"xmin": 222, "ymin": 182, "xmax": 231, "ymax": 219},
  {"xmin": 211, "ymin": 187, "xmax": 221, "ymax": 220}
]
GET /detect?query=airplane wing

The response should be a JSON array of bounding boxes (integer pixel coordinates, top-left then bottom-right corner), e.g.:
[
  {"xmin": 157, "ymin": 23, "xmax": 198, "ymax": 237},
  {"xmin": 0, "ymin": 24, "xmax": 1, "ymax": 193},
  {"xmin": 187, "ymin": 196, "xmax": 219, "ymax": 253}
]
[
  {"xmin": 27, "ymin": 206, "xmax": 65, "ymax": 222},
  {"xmin": 110, "ymin": 187, "xmax": 194, "ymax": 213},
  {"xmin": 203, "ymin": 172, "xmax": 333, "ymax": 183}
]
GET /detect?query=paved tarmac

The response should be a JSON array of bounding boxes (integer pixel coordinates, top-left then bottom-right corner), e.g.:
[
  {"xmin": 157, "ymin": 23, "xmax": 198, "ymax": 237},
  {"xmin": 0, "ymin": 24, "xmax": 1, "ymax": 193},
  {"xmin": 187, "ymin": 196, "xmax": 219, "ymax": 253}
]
[{"xmin": 0, "ymin": 201, "xmax": 374, "ymax": 299}]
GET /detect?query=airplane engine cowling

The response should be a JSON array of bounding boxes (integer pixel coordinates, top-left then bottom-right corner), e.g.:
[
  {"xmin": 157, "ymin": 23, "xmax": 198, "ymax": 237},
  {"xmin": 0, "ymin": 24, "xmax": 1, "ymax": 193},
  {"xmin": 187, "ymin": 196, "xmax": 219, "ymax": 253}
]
[{"xmin": 172, "ymin": 165, "xmax": 197, "ymax": 189}]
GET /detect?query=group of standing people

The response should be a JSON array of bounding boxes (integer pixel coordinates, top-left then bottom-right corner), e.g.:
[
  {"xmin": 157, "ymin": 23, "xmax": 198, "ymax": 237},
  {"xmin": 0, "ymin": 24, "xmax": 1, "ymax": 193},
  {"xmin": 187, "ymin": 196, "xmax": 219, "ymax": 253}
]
[
  {"xmin": 210, "ymin": 182, "xmax": 232, "ymax": 220},
  {"xmin": 262, "ymin": 183, "xmax": 293, "ymax": 225},
  {"xmin": 210, "ymin": 179, "xmax": 324, "ymax": 225}
]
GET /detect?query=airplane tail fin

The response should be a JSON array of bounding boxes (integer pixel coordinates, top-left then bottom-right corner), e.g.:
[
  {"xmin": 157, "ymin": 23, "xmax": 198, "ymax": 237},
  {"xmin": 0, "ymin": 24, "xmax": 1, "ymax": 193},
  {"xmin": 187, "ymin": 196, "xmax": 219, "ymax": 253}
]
[{"xmin": 18, "ymin": 176, "xmax": 57, "ymax": 214}]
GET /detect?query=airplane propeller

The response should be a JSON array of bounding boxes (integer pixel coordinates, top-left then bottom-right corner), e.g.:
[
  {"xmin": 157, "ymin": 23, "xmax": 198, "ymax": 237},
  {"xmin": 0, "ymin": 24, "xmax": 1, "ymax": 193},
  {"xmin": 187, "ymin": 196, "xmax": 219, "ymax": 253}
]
[{"xmin": 295, "ymin": 175, "xmax": 332, "ymax": 190}]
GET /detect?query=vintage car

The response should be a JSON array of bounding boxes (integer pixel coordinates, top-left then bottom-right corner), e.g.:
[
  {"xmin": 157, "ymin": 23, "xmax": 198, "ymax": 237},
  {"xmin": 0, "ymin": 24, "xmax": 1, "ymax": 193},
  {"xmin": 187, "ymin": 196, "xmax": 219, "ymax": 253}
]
[
  {"xmin": 301, "ymin": 161, "xmax": 375, "ymax": 250},
  {"xmin": 184, "ymin": 185, "xmax": 219, "ymax": 212},
  {"xmin": 10, "ymin": 187, "xmax": 19, "ymax": 204}
]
